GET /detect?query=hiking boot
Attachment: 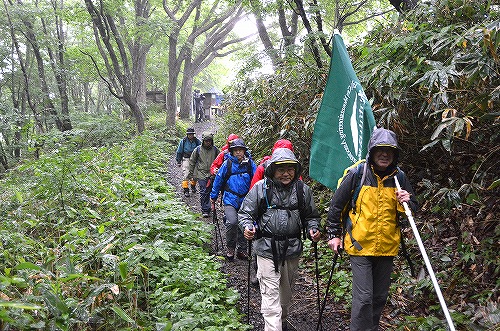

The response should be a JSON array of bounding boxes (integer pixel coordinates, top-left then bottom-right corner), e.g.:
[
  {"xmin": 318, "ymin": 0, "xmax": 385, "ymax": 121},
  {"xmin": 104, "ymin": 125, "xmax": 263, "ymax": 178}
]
[
  {"xmin": 236, "ymin": 251, "xmax": 248, "ymax": 260},
  {"xmin": 225, "ymin": 249, "xmax": 235, "ymax": 261},
  {"xmin": 202, "ymin": 212, "xmax": 210, "ymax": 218},
  {"xmin": 250, "ymin": 274, "xmax": 259, "ymax": 287},
  {"xmin": 183, "ymin": 188, "xmax": 190, "ymax": 197}
]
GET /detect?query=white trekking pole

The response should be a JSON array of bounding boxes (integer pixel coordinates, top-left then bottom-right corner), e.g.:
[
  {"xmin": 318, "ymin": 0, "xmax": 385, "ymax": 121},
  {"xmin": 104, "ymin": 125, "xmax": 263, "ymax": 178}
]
[{"xmin": 394, "ymin": 176, "xmax": 456, "ymax": 331}]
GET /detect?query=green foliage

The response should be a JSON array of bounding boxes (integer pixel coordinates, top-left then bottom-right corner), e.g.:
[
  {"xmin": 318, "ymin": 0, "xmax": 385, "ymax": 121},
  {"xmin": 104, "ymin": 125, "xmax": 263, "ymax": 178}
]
[
  {"xmin": 353, "ymin": 0, "xmax": 498, "ymax": 165},
  {"xmin": 219, "ymin": 1, "xmax": 499, "ymax": 330},
  {"xmin": 0, "ymin": 131, "xmax": 249, "ymax": 330},
  {"xmin": 221, "ymin": 62, "xmax": 327, "ymax": 169}
]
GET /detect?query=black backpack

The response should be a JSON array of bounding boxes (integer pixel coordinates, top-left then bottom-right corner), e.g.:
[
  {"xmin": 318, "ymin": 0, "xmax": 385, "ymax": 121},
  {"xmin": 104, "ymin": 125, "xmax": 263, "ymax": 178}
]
[
  {"xmin": 255, "ymin": 178, "xmax": 313, "ymax": 240},
  {"xmin": 220, "ymin": 158, "xmax": 254, "ymax": 198}
]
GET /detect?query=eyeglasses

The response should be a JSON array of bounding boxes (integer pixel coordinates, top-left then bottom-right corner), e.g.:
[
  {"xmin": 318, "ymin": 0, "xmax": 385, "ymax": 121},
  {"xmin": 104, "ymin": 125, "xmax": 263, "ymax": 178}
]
[
  {"xmin": 276, "ymin": 167, "xmax": 296, "ymax": 175},
  {"xmin": 374, "ymin": 146, "xmax": 395, "ymax": 154}
]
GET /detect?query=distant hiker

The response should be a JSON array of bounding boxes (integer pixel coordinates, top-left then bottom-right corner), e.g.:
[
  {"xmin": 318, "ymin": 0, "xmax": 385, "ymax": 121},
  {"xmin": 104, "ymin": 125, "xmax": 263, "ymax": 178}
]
[
  {"xmin": 176, "ymin": 128, "xmax": 201, "ymax": 197},
  {"xmin": 193, "ymin": 90, "xmax": 205, "ymax": 123},
  {"xmin": 210, "ymin": 138, "xmax": 256, "ymax": 260},
  {"xmin": 250, "ymin": 139, "xmax": 297, "ymax": 189},
  {"xmin": 239, "ymin": 147, "xmax": 321, "ymax": 331},
  {"xmin": 210, "ymin": 133, "xmax": 239, "ymax": 176},
  {"xmin": 188, "ymin": 132, "xmax": 219, "ymax": 218},
  {"xmin": 326, "ymin": 128, "xmax": 418, "ymax": 331}
]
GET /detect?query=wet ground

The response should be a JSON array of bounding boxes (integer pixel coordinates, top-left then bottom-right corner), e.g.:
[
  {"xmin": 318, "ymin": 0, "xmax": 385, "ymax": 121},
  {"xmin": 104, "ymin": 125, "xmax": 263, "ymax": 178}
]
[{"xmin": 166, "ymin": 119, "xmax": 351, "ymax": 331}]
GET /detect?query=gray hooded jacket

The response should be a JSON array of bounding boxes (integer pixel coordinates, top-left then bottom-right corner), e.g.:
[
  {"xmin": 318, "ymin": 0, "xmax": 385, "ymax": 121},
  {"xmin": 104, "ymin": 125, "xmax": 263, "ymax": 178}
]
[{"xmin": 238, "ymin": 148, "xmax": 320, "ymax": 261}]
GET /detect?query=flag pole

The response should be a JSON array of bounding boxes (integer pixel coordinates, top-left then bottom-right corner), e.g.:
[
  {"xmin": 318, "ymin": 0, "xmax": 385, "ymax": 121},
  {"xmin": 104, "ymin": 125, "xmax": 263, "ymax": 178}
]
[{"xmin": 394, "ymin": 177, "xmax": 456, "ymax": 331}]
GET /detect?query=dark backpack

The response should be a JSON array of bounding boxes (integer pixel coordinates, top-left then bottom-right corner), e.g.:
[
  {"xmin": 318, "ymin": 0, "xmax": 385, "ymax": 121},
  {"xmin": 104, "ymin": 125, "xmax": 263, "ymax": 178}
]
[
  {"xmin": 254, "ymin": 178, "xmax": 313, "ymax": 272},
  {"xmin": 255, "ymin": 178, "xmax": 310, "ymax": 239},
  {"xmin": 220, "ymin": 158, "xmax": 254, "ymax": 198}
]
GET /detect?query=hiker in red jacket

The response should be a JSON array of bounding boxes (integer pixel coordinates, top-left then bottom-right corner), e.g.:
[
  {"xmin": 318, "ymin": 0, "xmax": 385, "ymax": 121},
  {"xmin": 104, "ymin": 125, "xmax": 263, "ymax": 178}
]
[
  {"xmin": 210, "ymin": 133, "xmax": 239, "ymax": 175},
  {"xmin": 250, "ymin": 139, "xmax": 296, "ymax": 189}
]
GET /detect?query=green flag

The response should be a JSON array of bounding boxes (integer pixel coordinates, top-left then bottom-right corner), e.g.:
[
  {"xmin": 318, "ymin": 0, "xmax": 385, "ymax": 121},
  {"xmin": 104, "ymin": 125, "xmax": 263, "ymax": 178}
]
[{"xmin": 309, "ymin": 31, "xmax": 376, "ymax": 191}]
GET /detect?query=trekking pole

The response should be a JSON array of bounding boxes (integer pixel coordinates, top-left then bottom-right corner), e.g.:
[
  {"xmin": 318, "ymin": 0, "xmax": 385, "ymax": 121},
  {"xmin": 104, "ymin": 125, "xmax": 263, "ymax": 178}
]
[
  {"xmin": 212, "ymin": 205, "xmax": 224, "ymax": 253},
  {"xmin": 312, "ymin": 233, "xmax": 321, "ymax": 330},
  {"xmin": 212, "ymin": 206, "xmax": 219, "ymax": 253},
  {"xmin": 394, "ymin": 177, "xmax": 456, "ymax": 331},
  {"xmin": 316, "ymin": 248, "xmax": 342, "ymax": 331},
  {"xmin": 246, "ymin": 239, "xmax": 252, "ymax": 325}
]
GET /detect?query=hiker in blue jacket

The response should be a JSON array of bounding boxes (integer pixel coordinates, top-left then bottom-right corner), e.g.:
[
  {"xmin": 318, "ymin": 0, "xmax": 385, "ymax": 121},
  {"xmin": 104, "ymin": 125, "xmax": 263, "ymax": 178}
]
[
  {"xmin": 176, "ymin": 128, "xmax": 201, "ymax": 197},
  {"xmin": 210, "ymin": 138, "xmax": 257, "ymax": 260}
]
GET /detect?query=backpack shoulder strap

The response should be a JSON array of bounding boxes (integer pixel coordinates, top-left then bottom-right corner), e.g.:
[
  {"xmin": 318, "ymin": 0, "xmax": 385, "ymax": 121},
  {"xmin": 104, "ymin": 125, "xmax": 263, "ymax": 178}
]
[
  {"xmin": 296, "ymin": 180, "xmax": 305, "ymax": 220},
  {"xmin": 194, "ymin": 145, "xmax": 201, "ymax": 160},
  {"xmin": 258, "ymin": 177, "xmax": 273, "ymax": 219},
  {"xmin": 247, "ymin": 161, "xmax": 254, "ymax": 178},
  {"xmin": 180, "ymin": 137, "xmax": 186, "ymax": 151},
  {"xmin": 222, "ymin": 158, "xmax": 233, "ymax": 184},
  {"xmin": 396, "ymin": 167, "xmax": 404, "ymax": 183},
  {"xmin": 257, "ymin": 179, "xmax": 306, "ymax": 221},
  {"xmin": 351, "ymin": 161, "xmax": 367, "ymax": 210}
]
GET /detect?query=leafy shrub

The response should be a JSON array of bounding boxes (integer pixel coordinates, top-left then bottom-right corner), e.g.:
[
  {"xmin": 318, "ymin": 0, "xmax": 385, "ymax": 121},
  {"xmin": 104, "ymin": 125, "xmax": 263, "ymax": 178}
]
[{"xmin": 0, "ymin": 131, "xmax": 249, "ymax": 330}]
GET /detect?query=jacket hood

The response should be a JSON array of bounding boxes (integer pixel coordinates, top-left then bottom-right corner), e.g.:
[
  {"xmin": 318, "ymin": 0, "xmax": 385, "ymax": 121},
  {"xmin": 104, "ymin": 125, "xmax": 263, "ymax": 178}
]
[
  {"xmin": 229, "ymin": 138, "xmax": 248, "ymax": 152},
  {"xmin": 272, "ymin": 139, "xmax": 294, "ymax": 152},
  {"xmin": 265, "ymin": 148, "xmax": 302, "ymax": 180},
  {"xmin": 202, "ymin": 131, "xmax": 214, "ymax": 141},
  {"xmin": 227, "ymin": 134, "xmax": 239, "ymax": 144},
  {"xmin": 367, "ymin": 128, "xmax": 400, "ymax": 165}
]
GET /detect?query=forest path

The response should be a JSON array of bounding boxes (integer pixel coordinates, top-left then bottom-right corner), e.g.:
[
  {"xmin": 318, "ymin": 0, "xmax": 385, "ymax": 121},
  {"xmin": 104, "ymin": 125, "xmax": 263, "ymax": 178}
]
[{"xmin": 165, "ymin": 118, "xmax": 350, "ymax": 331}]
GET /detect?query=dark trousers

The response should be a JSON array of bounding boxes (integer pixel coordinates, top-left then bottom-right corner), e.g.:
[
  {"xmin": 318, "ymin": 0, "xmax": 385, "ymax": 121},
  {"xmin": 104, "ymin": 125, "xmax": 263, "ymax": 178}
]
[
  {"xmin": 224, "ymin": 205, "xmax": 247, "ymax": 253},
  {"xmin": 197, "ymin": 178, "xmax": 211, "ymax": 213},
  {"xmin": 349, "ymin": 255, "xmax": 394, "ymax": 331}
]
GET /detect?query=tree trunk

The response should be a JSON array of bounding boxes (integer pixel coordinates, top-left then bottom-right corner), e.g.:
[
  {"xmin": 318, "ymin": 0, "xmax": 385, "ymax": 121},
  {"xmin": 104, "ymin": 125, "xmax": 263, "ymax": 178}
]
[
  {"xmin": 0, "ymin": 140, "xmax": 8, "ymax": 171},
  {"xmin": 84, "ymin": 0, "xmax": 145, "ymax": 133},
  {"xmin": 166, "ymin": 33, "xmax": 180, "ymax": 125},
  {"xmin": 84, "ymin": 82, "xmax": 90, "ymax": 112},
  {"xmin": 22, "ymin": 12, "xmax": 64, "ymax": 131},
  {"xmin": 132, "ymin": 47, "xmax": 148, "ymax": 106},
  {"xmin": 178, "ymin": 50, "xmax": 193, "ymax": 119},
  {"xmin": 123, "ymin": 91, "xmax": 145, "ymax": 133},
  {"xmin": 251, "ymin": 0, "xmax": 281, "ymax": 67},
  {"xmin": 130, "ymin": 0, "xmax": 152, "ymax": 107},
  {"xmin": 42, "ymin": 2, "xmax": 72, "ymax": 131},
  {"xmin": 4, "ymin": 0, "xmax": 44, "ymax": 133},
  {"xmin": 292, "ymin": 0, "xmax": 323, "ymax": 68}
]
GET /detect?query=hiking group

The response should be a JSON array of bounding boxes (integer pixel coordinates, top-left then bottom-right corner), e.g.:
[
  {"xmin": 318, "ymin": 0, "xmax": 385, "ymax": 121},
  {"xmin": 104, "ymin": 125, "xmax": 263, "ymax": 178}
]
[{"xmin": 174, "ymin": 127, "xmax": 417, "ymax": 331}]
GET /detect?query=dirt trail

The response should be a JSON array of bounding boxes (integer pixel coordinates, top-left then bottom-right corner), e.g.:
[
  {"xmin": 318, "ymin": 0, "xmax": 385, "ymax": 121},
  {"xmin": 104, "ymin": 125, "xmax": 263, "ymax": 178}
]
[{"xmin": 166, "ymin": 119, "xmax": 350, "ymax": 331}]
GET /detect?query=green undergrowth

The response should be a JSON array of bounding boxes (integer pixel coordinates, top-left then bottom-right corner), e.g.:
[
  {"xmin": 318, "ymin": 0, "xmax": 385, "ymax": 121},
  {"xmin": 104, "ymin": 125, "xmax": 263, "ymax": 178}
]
[{"xmin": 0, "ymin": 131, "xmax": 250, "ymax": 330}]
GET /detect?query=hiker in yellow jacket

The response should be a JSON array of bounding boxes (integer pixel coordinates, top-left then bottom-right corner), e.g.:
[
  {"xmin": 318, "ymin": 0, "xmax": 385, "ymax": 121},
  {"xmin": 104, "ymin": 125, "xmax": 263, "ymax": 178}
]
[{"xmin": 326, "ymin": 128, "xmax": 418, "ymax": 331}]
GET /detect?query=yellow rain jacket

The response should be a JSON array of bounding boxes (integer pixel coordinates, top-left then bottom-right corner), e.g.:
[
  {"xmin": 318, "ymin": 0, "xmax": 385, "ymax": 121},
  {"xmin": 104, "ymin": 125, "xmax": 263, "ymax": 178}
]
[{"xmin": 326, "ymin": 128, "xmax": 418, "ymax": 256}]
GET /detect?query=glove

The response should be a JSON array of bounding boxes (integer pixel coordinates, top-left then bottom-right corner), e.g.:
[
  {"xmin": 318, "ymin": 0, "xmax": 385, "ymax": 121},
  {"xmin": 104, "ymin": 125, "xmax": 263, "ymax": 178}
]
[{"xmin": 206, "ymin": 175, "xmax": 215, "ymax": 188}]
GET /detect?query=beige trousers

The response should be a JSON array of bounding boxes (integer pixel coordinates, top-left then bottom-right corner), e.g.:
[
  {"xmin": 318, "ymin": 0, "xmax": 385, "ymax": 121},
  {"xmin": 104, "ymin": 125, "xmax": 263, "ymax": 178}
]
[
  {"xmin": 181, "ymin": 157, "xmax": 191, "ymax": 181},
  {"xmin": 257, "ymin": 255, "xmax": 300, "ymax": 331}
]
